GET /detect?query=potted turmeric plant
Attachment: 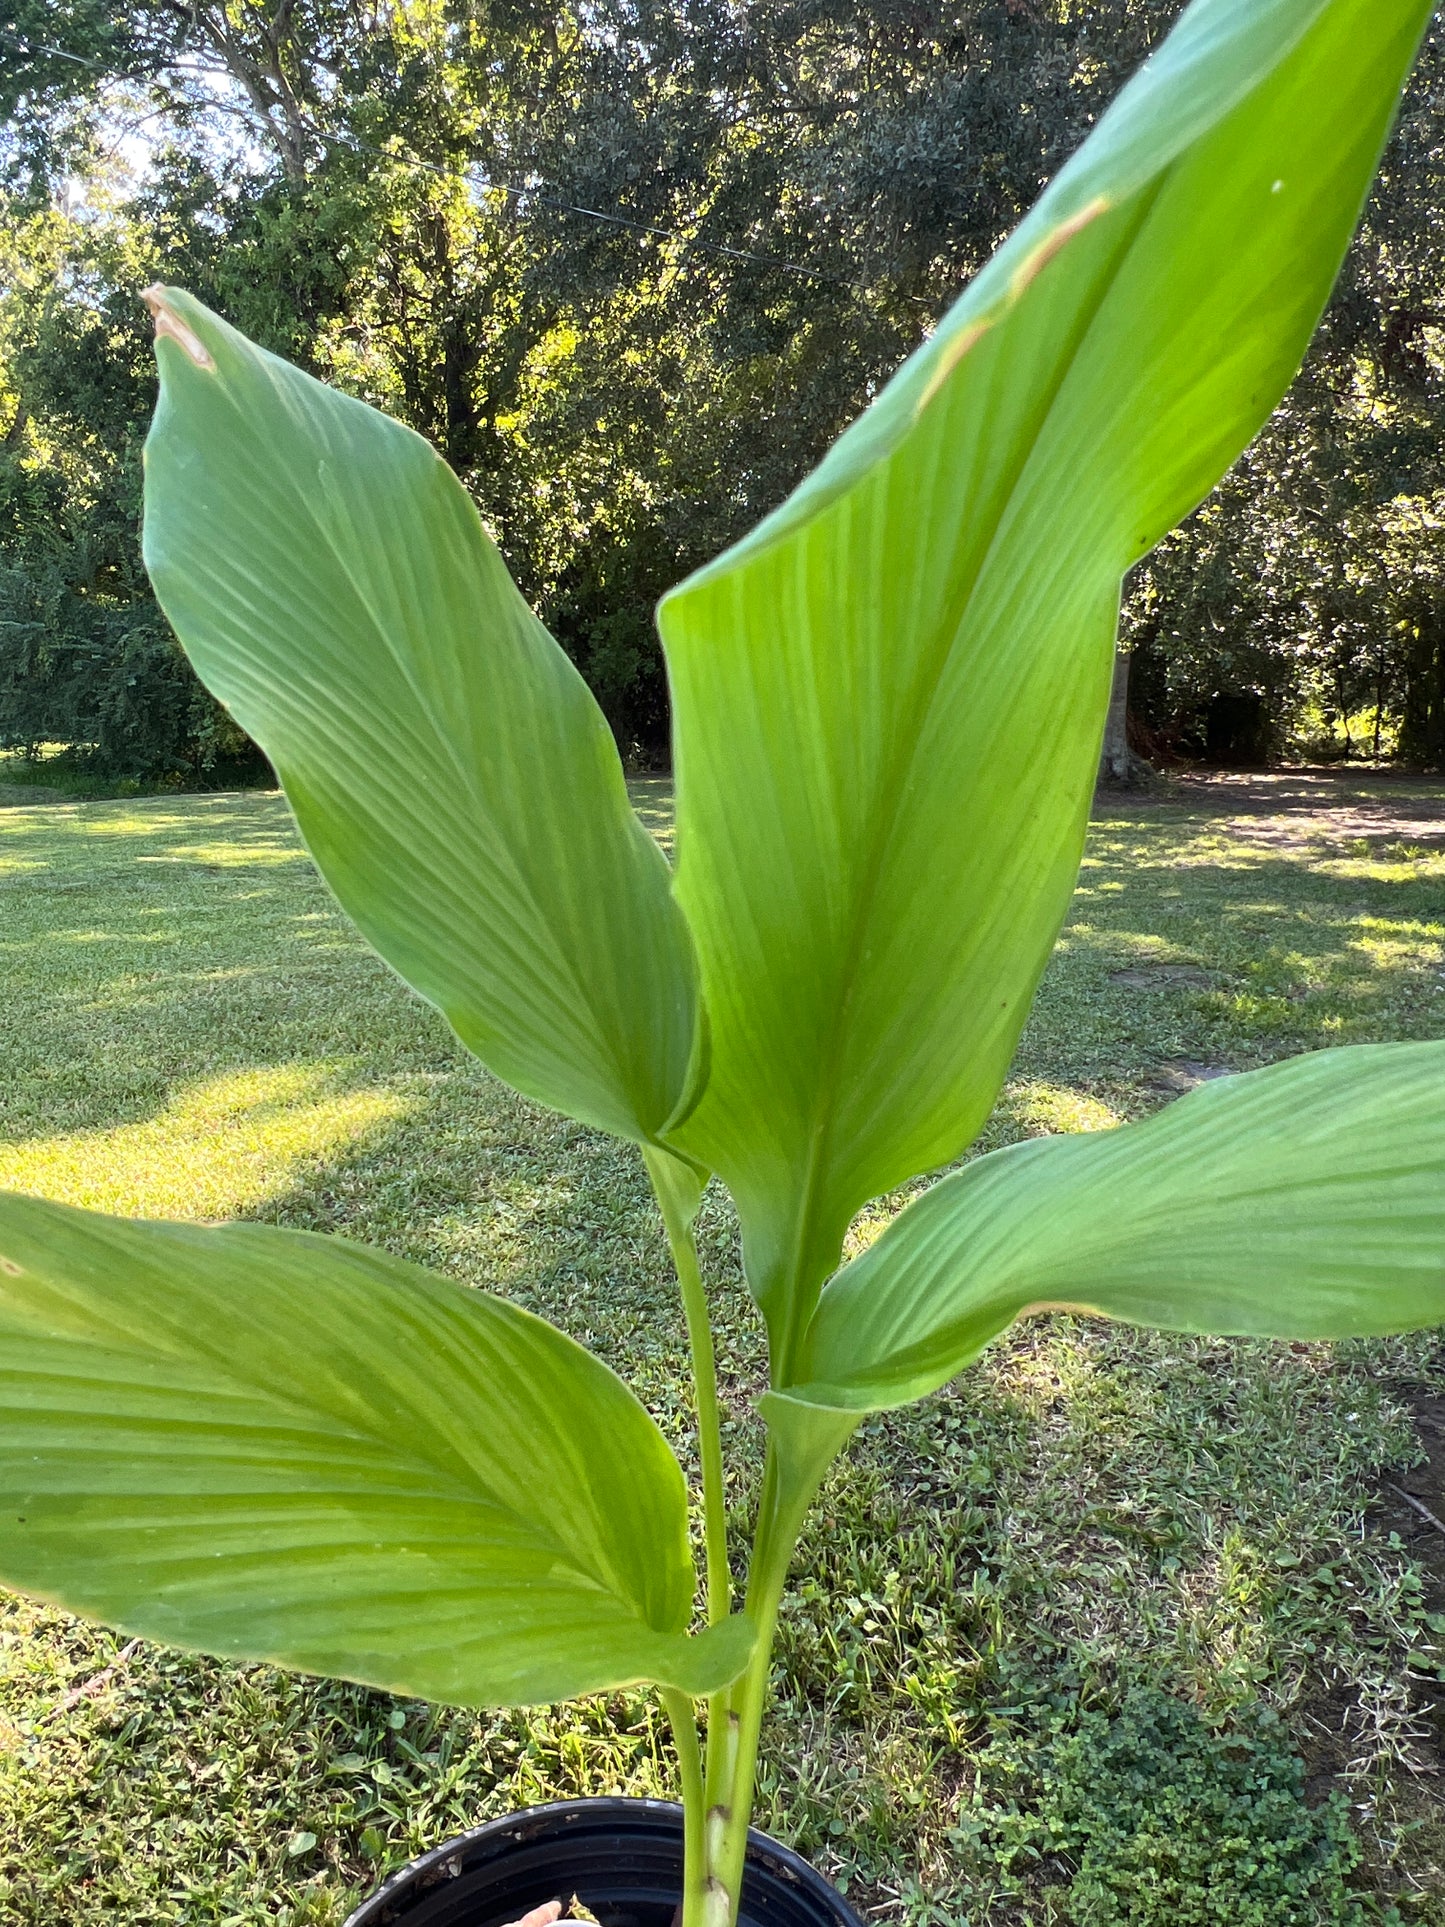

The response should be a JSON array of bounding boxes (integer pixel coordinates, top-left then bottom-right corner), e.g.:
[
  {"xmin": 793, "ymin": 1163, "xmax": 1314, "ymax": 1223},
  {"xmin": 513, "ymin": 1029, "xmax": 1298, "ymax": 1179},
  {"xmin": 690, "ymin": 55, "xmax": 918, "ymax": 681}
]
[{"xmin": 2, "ymin": 1, "xmax": 1443, "ymax": 1921}]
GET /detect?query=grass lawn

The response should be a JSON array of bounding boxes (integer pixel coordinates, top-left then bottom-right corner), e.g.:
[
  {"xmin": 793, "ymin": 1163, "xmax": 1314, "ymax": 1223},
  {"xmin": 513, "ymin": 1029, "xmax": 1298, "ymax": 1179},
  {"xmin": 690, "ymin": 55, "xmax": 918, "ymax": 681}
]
[{"xmin": 2, "ymin": 770, "xmax": 1444, "ymax": 1925}]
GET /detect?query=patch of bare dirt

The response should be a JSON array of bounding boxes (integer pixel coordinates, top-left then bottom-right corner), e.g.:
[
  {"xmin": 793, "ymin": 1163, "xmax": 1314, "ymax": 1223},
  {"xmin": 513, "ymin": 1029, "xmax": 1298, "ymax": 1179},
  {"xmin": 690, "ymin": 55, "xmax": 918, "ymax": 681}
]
[
  {"xmin": 1378, "ymin": 1393, "xmax": 1445, "ymax": 1648},
  {"xmin": 1297, "ymin": 1675, "xmax": 1363, "ymax": 1808},
  {"xmin": 1328, "ymin": 1399, "xmax": 1445, "ymax": 1780},
  {"xmin": 1142, "ymin": 1061, "xmax": 1233, "ymax": 1094},
  {"xmin": 1296, "ymin": 1398, "xmax": 1445, "ymax": 1818},
  {"xmin": 1108, "ymin": 964, "xmax": 1215, "ymax": 990}
]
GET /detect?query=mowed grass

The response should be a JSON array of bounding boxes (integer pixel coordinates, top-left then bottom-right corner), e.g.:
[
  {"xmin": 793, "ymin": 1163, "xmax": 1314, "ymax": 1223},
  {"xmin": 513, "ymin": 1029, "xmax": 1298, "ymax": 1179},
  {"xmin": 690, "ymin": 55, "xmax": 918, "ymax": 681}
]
[{"xmin": 1, "ymin": 773, "xmax": 1444, "ymax": 1925}]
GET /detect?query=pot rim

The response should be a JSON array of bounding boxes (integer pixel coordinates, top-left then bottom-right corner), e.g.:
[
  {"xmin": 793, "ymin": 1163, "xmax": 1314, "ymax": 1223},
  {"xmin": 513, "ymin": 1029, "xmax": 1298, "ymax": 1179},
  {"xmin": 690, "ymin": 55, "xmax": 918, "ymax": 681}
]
[{"xmin": 340, "ymin": 1794, "xmax": 861, "ymax": 1927}]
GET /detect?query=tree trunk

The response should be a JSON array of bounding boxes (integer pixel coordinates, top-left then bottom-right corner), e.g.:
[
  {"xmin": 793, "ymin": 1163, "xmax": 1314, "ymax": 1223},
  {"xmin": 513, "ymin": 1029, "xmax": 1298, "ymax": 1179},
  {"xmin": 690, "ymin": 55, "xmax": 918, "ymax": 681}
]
[
  {"xmin": 1401, "ymin": 612, "xmax": 1445, "ymax": 770},
  {"xmin": 171, "ymin": 2, "xmax": 313, "ymax": 179},
  {"xmin": 1099, "ymin": 644, "xmax": 1136, "ymax": 786}
]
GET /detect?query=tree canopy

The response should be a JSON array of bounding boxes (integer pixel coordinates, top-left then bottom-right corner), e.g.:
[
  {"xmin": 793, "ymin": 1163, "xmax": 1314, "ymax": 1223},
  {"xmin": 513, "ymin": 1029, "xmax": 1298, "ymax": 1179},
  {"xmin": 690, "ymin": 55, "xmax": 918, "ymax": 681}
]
[{"xmin": 1, "ymin": 0, "xmax": 1442, "ymax": 775}]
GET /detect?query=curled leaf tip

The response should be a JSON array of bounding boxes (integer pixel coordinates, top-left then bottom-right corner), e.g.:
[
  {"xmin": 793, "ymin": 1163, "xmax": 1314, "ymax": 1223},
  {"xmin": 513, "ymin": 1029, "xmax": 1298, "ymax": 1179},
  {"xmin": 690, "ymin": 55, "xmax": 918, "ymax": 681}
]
[
  {"xmin": 141, "ymin": 286, "xmax": 215, "ymax": 370},
  {"xmin": 1010, "ymin": 194, "xmax": 1113, "ymax": 298}
]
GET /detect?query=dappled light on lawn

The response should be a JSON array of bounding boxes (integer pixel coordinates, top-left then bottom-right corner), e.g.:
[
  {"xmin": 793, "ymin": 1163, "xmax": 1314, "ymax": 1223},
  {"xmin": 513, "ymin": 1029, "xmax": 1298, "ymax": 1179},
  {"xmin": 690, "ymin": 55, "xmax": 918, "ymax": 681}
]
[
  {"xmin": 0, "ymin": 1066, "xmax": 411, "ymax": 1220},
  {"xmin": 0, "ymin": 793, "xmax": 299, "ymax": 864},
  {"xmin": 991, "ymin": 1079, "xmax": 1122, "ymax": 1139},
  {"xmin": 626, "ymin": 778, "xmax": 677, "ymax": 859},
  {"xmin": 0, "ymin": 773, "xmax": 1443, "ymax": 1921}
]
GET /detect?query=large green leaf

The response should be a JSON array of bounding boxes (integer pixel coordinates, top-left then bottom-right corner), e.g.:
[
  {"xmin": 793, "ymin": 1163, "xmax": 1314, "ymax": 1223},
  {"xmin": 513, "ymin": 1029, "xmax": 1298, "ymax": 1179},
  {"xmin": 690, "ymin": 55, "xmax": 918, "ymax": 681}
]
[
  {"xmin": 142, "ymin": 289, "xmax": 700, "ymax": 1147},
  {"xmin": 0, "ymin": 1193, "xmax": 752, "ymax": 1704},
  {"xmin": 791, "ymin": 1044, "xmax": 1445, "ymax": 1415},
  {"xmin": 657, "ymin": 0, "xmax": 1433, "ymax": 1375}
]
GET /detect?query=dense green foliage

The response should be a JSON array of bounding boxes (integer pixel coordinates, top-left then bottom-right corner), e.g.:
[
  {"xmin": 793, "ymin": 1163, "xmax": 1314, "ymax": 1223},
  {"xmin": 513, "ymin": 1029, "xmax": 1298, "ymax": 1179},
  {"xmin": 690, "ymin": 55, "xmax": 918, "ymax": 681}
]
[
  {"xmin": 0, "ymin": 199, "xmax": 261, "ymax": 780},
  {"xmin": 1124, "ymin": 98, "xmax": 1445, "ymax": 770},
  {"xmin": 2, "ymin": 0, "xmax": 1442, "ymax": 772},
  {"xmin": 981, "ymin": 1689, "xmax": 1375, "ymax": 1926}
]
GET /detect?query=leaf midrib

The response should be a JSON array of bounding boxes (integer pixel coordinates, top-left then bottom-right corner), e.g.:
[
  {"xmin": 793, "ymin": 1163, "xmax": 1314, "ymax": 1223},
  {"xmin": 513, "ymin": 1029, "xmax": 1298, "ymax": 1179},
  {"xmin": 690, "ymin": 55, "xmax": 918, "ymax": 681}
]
[
  {"xmin": 771, "ymin": 176, "xmax": 1171, "ymax": 1379},
  {"xmin": 0, "ymin": 1320, "xmax": 592, "ymax": 1570}
]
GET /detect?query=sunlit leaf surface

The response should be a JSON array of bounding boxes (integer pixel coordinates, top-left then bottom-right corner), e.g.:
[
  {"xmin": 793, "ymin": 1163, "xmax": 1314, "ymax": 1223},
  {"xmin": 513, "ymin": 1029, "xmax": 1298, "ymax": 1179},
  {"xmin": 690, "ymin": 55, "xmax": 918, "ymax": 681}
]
[
  {"xmin": 143, "ymin": 292, "xmax": 699, "ymax": 1146},
  {"xmin": 800, "ymin": 1042, "xmax": 1445, "ymax": 1412},
  {"xmin": 659, "ymin": 0, "xmax": 1434, "ymax": 1374},
  {"xmin": 0, "ymin": 1194, "xmax": 751, "ymax": 1703}
]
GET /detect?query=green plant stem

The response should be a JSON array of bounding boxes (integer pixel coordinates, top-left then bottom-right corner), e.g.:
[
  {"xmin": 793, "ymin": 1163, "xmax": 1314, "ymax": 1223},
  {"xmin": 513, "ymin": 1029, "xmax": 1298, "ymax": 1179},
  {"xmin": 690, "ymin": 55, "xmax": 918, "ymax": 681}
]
[
  {"xmin": 647, "ymin": 1154, "xmax": 731, "ymax": 1626},
  {"xmin": 702, "ymin": 1445, "xmax": 816, "ymax": 1925},
  {"xmin": 647, "ymin": 1175, "xmax": 857, "ymax": 1925},
  {"xmin": 646, "ymin": 1150, "xmax": 736, "ymax": 1924},
  {"xmin": 661, "ymin": 1686, "xmax": 711, "ymax": 1927}
]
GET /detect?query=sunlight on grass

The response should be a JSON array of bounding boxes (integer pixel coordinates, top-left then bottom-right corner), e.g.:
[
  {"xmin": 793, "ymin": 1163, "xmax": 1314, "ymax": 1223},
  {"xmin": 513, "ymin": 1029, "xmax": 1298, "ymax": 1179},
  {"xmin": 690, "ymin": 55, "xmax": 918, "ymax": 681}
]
[
  {"xmin": 0, "ymin": 806, "xmax": 197, "ymax": 846},
  {"xmin": 1351, "ymin": 928, "xmax": 1445, "ymax": 971},
  {"xmin": 0, "ymin": 792, "xmax": 301, "ymax": 871},
  {"xmin": 1000, "ymin": 1079, "xmax": 1121, "ymax": 1135},
  {"xmin": 989, "ymin": 1320, "xmax": 1103, "ymax": 1421},
  {"xmin": 628, "ymin": 777, "xmax": 677, "ymax": 856},
  {"xmin": 2, "ymin": 777, "xmax": 1445, "ymax": 1924},
  {"xmin": 1317, "ymin": 850, "xmax": 1445, "ymax": 885},
  {"xmin": 0, "ymin": 1065, "xmax": 410, "ymax": 1218},
  {"xmin": 135, "ymin": 840, "xmax": 306, "ymax": 869}
]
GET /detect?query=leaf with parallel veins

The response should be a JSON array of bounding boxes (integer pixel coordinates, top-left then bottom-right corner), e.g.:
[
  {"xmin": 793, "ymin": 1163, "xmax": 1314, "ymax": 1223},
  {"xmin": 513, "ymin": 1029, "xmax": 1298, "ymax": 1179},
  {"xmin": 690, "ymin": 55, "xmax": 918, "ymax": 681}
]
[
  {"xmin": 0, "ymin": 1192, "xmax": 753, "ymax": 1704},
  {"xmin": 793, "ymin": 1044, "xmax": 1445, "ymax": 1415},
  {"xmin": 143, "ymin": 288, "xmax": 702, "ymax": 1147},
  {"xmin": 657, "ymin": 0, "xmax": 1435, "ymax": 1378}
]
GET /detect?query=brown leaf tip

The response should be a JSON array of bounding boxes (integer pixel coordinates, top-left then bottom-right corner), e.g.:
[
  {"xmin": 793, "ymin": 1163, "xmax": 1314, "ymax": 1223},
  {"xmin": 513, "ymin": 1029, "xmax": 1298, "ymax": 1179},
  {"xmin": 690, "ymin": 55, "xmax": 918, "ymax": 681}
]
[{"xmin": 141, "ymin": 286, "xmax": 215, "ymax": 370}]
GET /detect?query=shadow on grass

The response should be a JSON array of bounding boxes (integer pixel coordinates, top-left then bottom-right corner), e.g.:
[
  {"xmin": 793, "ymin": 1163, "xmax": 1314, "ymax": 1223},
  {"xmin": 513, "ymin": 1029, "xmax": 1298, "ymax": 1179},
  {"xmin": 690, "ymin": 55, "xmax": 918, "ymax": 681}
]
[{"xmin": 3, "ymin": 775, "xmax": 1445, "ymax": 1924}]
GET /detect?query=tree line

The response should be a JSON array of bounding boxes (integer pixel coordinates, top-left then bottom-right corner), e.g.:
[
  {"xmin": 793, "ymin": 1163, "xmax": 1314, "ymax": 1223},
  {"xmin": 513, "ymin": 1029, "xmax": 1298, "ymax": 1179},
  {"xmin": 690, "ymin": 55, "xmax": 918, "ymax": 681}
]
[{"xmin": 2, "ymin": 0, "xmax": 1443, "ymax": 780}]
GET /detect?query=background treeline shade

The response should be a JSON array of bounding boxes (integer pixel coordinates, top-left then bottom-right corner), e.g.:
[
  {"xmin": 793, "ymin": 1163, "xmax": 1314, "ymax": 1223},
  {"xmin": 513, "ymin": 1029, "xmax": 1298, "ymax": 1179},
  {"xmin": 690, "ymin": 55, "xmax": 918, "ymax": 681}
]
[{"xmin": 2, "ymin": 0, "xmax": 1443, "ymax": 779}]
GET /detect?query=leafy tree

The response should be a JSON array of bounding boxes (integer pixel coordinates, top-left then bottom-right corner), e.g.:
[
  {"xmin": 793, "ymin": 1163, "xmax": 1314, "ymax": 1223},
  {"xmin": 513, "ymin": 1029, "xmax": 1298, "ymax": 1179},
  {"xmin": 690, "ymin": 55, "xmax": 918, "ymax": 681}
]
[
  {"xmin": 1124, "ymin": 14, "xmax": 1445, "ymax": 765},
  {"xmin": 0, "ymin": 187, "xmax": 259, "ymax": 777},
  {"xmin": 2, "ymin": 0, "xmax": 1443, "ymax": 769}
]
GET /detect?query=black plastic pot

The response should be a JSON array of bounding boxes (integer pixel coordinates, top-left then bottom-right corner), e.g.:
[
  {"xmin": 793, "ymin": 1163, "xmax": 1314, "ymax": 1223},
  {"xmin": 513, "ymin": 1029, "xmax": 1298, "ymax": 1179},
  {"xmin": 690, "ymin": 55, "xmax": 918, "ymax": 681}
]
[{"xmin": 341, "ymin": 1798, "xmax": 863, "ymax": 1927}]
